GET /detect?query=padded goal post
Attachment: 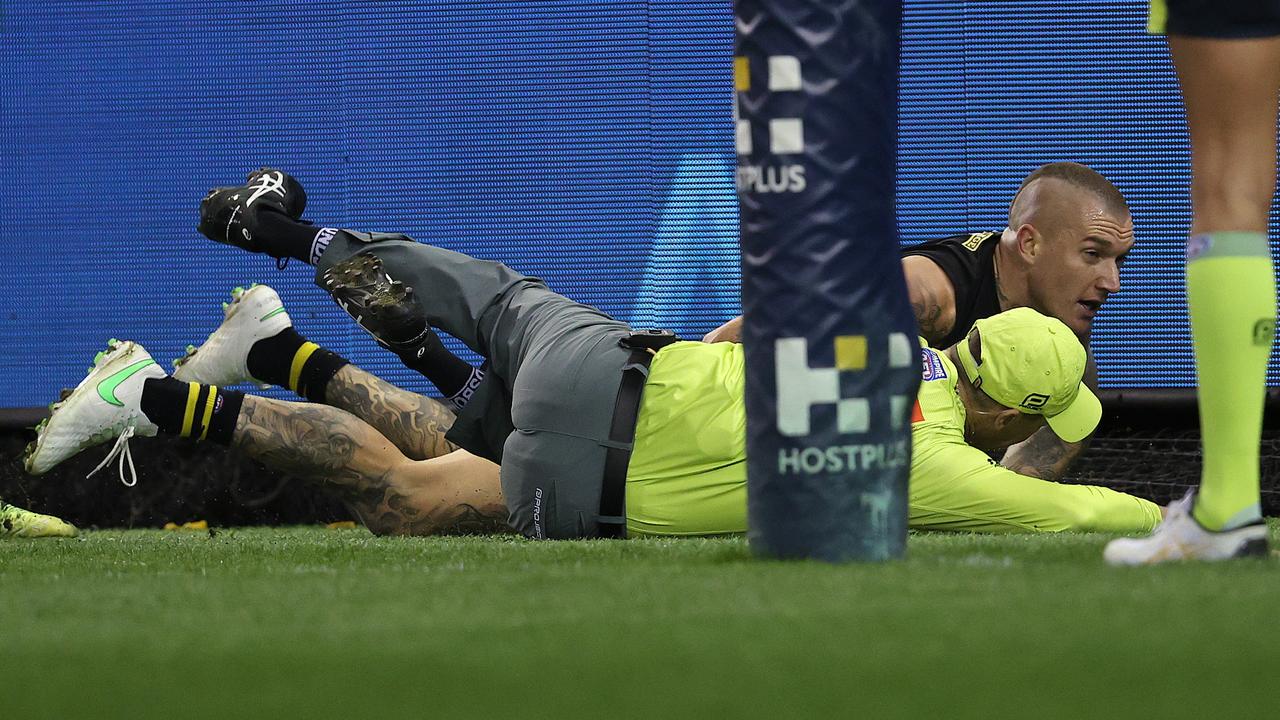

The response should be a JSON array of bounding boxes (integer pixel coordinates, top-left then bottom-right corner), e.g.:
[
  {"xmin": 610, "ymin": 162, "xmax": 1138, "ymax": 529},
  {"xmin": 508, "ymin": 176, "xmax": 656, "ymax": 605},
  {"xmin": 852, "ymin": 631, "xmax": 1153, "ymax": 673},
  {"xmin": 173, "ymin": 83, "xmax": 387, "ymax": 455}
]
[{"xmin": 736, "ymin": 0, "xmax": 919, "ymax": 561}]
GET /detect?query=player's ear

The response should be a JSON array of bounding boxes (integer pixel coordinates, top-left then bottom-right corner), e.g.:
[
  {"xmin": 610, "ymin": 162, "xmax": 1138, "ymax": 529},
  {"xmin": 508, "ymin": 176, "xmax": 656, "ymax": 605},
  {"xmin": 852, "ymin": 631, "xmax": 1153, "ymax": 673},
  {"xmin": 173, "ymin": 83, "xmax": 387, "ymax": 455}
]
[
  {"xmin": 1015, "ymin": 224, "xmax": 1040, "ymax": 260},
  {"xmin": 992, "ymin": 407, "xmax": 1022, "ymax": 431}
]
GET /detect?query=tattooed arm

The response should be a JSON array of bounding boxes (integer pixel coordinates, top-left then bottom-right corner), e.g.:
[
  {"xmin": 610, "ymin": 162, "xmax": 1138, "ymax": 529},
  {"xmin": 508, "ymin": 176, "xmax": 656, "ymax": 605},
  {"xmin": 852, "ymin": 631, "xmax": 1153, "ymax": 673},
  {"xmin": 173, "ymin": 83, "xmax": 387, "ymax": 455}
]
[
  {"xmin": 324, "ymin": 364, "xmax": 459, "ymax": 461},
  {"xmin": 901, "ymin": 256, "xmax": 957, "ymax": 346},
  {"xmin": 1000, "ymin": 351, "xmax": 1098, "ymax": 480},
  {"xmin": 234, "ymin": 395, "xmax": 510, "ymax": 536},
  {"xmin": 999, "ymin": 428, "xmax": 1084, "ymax": 481}
]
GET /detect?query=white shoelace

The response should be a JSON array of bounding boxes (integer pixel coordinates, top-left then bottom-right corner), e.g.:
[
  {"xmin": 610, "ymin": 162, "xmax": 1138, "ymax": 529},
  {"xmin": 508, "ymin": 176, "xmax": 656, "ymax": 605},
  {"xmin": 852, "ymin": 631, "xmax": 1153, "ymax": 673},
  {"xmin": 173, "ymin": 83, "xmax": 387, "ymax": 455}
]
[{"xmin": 87, "ymin": 425, "xmax": 139, "ymax": 487}]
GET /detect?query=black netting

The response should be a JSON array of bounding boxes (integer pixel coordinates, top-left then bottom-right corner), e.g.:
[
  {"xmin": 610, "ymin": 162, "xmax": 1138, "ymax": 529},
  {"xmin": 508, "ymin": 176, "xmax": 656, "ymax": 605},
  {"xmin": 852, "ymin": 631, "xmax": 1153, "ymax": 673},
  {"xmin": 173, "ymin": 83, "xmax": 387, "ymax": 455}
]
[
  {"xmin": 1063, "ymin": 426, "xmax": 1280, "ymax": 517},
  {"xmin": 0, "ymin": 429, "xmax": 352, "ymax": 529}
]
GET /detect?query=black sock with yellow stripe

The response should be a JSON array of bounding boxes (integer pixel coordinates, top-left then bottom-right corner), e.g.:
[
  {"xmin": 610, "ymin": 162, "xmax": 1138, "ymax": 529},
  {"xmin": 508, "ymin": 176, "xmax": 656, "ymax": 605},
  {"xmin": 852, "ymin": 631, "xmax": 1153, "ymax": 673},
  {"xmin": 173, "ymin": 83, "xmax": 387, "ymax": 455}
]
[
  {"xmin": 140, "ymin": 377, "xmax": 245, "ymax": 445},
  {"xmin": 246, "ymin": 328, "xmax": 349, "ymax": 403}
]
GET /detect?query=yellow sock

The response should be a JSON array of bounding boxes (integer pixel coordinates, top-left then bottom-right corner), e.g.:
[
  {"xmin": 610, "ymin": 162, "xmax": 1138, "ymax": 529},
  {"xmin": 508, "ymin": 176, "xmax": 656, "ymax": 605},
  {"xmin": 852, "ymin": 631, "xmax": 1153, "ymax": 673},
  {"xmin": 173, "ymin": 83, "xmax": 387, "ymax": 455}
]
[{"xmin": 1186, "ymin": 232, "xmax": 1275, "ymax": 530}]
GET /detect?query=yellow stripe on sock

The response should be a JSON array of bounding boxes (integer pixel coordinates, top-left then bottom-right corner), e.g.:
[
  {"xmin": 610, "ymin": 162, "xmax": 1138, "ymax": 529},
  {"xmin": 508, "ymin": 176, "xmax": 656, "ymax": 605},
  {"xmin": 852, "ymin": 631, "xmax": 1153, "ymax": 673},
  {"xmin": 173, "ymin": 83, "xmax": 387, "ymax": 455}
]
[
  {"xmin": 198, "ymin": 387, "xmax": 218, "ymax": 442},
  {"xmin": 289, "ymin": 342, "xmax": 321, "ymax": 394},
  {"xmin": 180, "ymin": 382, "xmax": 201, "ymax": 438}
]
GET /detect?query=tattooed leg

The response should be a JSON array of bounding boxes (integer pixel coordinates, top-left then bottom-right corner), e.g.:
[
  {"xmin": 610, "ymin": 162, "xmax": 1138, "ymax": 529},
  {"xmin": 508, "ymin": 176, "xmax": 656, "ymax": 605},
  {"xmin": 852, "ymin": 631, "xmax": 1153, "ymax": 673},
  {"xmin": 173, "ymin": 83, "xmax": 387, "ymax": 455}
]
[
  {"xmin": 234, "ymin": 395, "xmax": 509, "ymax": 535},
  {"xmin": 368, "ymin": 448, "xmax": 511, "ymax": 536},
  {"xmin": 322, "ymin": 364, "xmax": 460, "ymax": 461}
]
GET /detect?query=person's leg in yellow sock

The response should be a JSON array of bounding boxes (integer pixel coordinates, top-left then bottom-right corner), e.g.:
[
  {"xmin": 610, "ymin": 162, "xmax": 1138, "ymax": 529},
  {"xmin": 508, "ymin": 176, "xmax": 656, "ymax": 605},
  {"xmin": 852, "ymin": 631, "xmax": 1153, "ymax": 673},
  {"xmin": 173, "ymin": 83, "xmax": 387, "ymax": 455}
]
[
  {"xmin": 1176, "ymin": 35, "xmax": 1280, "ymax": 532},
  {"xmin": 1187, "ymin": 232, "xmax": 1274, "ymax": 529},
  {"xmin": 1105, "ymin": 7, "xmax": 1280, "ymax": 564}
]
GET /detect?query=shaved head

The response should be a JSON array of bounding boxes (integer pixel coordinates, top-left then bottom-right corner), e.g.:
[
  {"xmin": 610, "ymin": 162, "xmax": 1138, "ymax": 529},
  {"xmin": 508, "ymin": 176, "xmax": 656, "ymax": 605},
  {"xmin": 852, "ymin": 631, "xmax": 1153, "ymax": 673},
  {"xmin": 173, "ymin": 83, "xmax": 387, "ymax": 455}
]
[{"xmin": 1009, "ymin": 162, "xmax": 1129, "ymax": 226}]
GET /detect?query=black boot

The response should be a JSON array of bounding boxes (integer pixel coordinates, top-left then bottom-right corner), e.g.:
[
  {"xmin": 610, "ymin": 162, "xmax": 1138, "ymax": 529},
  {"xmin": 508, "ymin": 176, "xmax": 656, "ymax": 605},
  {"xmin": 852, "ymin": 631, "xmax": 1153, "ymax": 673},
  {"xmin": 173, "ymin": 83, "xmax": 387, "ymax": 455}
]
[
  {"xmin": 321, "ymin": 253, "xmax": 433, "ymax": 350},
  {"xmin": 322, "ymin": 252, "xmax": 483, "ymax": 406},
  {"xmin": 197, "ymin": 168, "xmax": 307, "ymax": 253}
]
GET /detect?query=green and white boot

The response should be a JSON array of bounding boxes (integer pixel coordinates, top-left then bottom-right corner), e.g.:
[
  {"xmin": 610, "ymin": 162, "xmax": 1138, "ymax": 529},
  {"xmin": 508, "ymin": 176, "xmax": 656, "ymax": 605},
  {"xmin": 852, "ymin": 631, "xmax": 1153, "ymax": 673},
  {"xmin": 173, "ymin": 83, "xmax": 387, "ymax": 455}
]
[
  {"xmin": 24, "ymin": 339, "xmax": 164, "ymax": 483},
  {"xmin": 172, "ymin": 284, "xmax": 291, "ymax": 387}
]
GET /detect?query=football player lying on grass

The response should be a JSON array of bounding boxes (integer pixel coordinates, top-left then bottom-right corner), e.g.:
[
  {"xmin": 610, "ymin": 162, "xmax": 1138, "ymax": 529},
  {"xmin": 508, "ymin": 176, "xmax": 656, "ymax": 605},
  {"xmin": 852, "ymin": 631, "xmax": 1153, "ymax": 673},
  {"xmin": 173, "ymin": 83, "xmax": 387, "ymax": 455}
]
[
  {"xmin": 24, "ymin": 169, "xmax": 1161, "ymax": 538},
  {"xmin": 23, "ymin": 287, "xmax": 1160, "ymax": 539}
]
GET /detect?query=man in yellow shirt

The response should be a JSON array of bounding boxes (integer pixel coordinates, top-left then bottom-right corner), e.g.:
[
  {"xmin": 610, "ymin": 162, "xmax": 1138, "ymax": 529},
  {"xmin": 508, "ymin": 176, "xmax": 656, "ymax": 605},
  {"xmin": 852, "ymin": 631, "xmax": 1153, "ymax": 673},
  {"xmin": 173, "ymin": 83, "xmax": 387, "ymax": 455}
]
[{"xmin": 625, "ymin": 307, "xmax": 1158, "ymax": 536}]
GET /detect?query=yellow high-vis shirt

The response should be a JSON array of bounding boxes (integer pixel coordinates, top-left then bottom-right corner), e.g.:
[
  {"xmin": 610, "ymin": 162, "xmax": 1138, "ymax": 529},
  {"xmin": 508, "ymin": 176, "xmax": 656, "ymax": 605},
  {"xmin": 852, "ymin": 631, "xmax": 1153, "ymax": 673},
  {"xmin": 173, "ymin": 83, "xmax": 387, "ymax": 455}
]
[
  {"xmin": 624, "ymin": 340, "xmax": 1161, "ymax": 537},
  {"xmin": 910, "ymin": 344, "xmax": 1161, "ymax": 534},
  {"xmin": 626, "ymin": 341, "xmax": 748, "ymax": 536}
]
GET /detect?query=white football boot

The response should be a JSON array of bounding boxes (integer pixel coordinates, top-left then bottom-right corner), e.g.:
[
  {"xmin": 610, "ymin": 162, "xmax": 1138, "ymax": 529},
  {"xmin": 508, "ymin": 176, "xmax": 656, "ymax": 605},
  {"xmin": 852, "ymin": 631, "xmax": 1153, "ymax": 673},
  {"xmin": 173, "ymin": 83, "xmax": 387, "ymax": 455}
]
[
  {"xmin": 24, "ymin": 340, "xmax": 164, "ymax": 484},
  {"xmin": 1104, "ymin": 490, "xmax": 1270, "ymax": 565},
  {"xmin": 0, "ymin": 501, "xmax": 78, "ymax": 538},
  {"xmin": 172, "ymin": 284, "xmax": 291, "ymax": 387}
]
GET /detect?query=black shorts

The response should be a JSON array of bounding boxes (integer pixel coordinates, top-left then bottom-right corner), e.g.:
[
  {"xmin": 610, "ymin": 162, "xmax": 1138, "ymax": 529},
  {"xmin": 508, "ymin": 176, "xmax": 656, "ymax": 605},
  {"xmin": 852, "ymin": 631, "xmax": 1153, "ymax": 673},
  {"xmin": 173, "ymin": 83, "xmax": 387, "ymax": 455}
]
[{"xmin": 1153, "ymin": 0, "xmax": 1280, "ymax": 38}]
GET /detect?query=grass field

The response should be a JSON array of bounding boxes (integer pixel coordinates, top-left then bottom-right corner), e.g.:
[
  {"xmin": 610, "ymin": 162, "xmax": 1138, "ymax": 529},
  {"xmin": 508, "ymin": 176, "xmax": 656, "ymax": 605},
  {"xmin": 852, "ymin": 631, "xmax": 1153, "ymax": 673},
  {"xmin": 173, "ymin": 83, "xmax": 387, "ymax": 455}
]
[{"xmin": 3, "ymin": 526, "xmax": 1277, "ymax": 719}]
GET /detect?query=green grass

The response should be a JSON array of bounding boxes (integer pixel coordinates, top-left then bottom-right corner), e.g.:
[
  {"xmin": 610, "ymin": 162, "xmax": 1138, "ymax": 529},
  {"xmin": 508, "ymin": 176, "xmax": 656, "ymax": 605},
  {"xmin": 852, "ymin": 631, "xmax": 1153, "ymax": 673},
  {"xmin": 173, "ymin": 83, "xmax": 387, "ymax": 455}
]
[{"xmin": 3, "ymin": 526, "xmax": 1278, "ymax": 719}]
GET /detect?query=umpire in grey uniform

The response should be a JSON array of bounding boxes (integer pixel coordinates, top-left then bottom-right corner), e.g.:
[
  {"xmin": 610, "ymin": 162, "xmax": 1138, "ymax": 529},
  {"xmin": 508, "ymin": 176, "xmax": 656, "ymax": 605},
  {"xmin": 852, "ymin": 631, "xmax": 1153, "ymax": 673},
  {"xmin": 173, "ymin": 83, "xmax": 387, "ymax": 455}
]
[{"xmin": 198, "ymin": 168, "xmax": 668, "ymax": 539}]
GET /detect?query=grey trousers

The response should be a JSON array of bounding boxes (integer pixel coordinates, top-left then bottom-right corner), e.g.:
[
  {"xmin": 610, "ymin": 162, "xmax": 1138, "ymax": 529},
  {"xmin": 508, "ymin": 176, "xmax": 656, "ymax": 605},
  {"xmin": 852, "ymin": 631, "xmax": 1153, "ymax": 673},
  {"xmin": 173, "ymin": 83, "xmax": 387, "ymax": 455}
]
[{"xmin": 315, "ymin": 230, "xmax": 635, "ymax": 539}]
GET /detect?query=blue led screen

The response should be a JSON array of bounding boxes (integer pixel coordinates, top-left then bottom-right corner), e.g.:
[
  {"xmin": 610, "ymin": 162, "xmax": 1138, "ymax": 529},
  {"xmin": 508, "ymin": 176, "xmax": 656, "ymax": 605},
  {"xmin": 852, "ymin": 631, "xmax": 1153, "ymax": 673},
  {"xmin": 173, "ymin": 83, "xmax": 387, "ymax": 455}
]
[{"xmin": 1, "ymin": 1, "xmax": 1275, "ymax": 408}]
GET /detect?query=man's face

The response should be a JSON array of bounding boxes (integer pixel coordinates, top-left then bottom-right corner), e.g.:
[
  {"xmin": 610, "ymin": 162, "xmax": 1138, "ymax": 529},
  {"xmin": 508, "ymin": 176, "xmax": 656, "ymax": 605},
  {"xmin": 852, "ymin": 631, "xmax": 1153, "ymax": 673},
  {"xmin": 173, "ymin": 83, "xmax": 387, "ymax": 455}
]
[{"xmin": 1020, "ymin": 183, "xmax": 1134, "ymax": 339}]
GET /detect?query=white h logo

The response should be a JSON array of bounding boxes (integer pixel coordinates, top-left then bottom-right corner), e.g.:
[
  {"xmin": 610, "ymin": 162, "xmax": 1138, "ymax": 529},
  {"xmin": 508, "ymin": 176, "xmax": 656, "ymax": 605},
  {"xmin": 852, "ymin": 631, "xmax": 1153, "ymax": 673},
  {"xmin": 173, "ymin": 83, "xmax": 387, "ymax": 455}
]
[
  {"xmin": 735, "ymin": 55, "xmax": 804, "ymax": 156},
  {"xmin": 775, "ymin": 334, "xmax": 913, "ymax": 437}
]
